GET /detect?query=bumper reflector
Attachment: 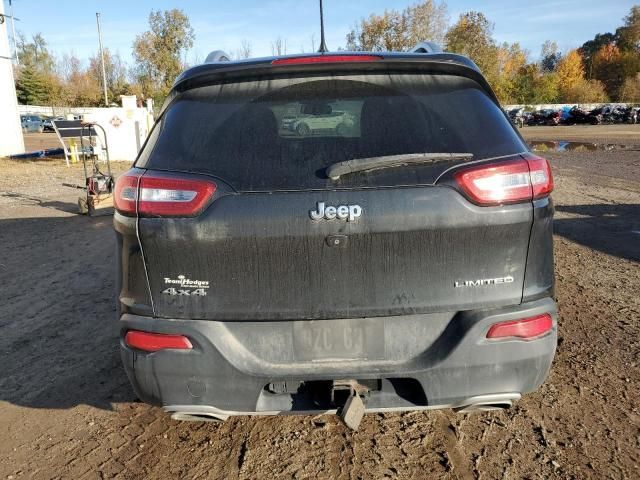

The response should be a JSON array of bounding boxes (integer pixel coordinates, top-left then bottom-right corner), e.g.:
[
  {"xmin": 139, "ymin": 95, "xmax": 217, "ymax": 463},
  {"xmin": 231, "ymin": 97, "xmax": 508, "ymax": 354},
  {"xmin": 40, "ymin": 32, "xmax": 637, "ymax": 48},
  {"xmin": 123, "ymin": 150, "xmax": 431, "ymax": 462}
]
[
  {"xmin": 125, "ymin": 330, "xmax": 193, "ymax": 352},
  {"xmin": 486, "ymin": 314, "xmax": 553, "ymax": 340}
]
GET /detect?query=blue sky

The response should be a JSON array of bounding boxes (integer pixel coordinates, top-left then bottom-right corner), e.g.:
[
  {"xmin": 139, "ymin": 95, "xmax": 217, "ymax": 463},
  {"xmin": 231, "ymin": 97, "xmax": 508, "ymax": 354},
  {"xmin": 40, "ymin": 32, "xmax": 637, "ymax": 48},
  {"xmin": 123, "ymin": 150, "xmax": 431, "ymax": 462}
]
[{"xmin": 4, "ymin": 0, "xmax": 637, "ymax": 65}]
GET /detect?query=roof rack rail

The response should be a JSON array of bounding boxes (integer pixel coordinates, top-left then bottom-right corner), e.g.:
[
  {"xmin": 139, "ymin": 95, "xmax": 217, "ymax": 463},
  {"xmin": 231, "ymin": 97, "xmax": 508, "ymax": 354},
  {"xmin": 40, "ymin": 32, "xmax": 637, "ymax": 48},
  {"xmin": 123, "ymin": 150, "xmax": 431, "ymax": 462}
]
[
  {"xmin": 411, "ymin": 42, "xmax": 443, "ymax": 54},
  {"xmin": 204, "ymin": 50, "xmax": 231, "ymax": 63}
]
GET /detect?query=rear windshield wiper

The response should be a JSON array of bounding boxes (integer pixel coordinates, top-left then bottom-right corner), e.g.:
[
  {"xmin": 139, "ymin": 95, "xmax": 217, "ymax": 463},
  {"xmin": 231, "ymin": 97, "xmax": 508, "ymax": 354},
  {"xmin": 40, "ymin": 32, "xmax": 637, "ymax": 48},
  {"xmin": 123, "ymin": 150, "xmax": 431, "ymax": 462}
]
[{"xmin": 326, "ymin": 153, "xmax": 474, "ymax": 180}]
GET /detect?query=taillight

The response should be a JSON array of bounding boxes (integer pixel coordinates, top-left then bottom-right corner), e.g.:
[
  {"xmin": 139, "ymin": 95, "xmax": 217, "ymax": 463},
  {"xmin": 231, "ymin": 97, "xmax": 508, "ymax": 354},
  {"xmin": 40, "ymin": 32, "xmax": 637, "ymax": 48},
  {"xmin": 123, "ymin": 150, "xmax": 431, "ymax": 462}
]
[
  {"xmin": 138, "ymin": 174, "xmax": 216, "ymax": 217},
  {"xmin": 272, "ymin": 55, "xmax": 382, "ymax": 65},
  {"xmin": 525, "ymin": 155, "xmax": 554, "ymax": 198},
  {"xmin": 486, "ymin": 313, "xmax": 553, "ymax": 340},
  {"xmin": 125, "ymin": 330, "xmax": 193, "ymax": 352},
  {"xmin": 453, "ymin": 155, "xmax": 553, "ymax": 206},
  {"xmin": 113, "ymin": 171, "xmax": 217, "ymax": 217},
  {"xmin": 455, "ymin": 159, "xmax": 531, "ymax": 205},
  {"xmin": 113, "ymin": 170, "xmax": 141, "ymax": 215}
]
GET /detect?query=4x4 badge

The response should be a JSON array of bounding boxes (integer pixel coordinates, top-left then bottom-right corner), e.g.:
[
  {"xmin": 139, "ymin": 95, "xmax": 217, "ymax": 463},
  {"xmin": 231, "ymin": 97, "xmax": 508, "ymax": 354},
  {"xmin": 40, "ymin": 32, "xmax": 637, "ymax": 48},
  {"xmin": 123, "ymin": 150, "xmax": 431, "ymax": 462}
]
[
  {"xmin": 310, "ymin": 202, "xmax": 362, "ymax": 222},
  {"xmin": 162, "ymin": 288, "xmax": 207, "ymax": 296}
]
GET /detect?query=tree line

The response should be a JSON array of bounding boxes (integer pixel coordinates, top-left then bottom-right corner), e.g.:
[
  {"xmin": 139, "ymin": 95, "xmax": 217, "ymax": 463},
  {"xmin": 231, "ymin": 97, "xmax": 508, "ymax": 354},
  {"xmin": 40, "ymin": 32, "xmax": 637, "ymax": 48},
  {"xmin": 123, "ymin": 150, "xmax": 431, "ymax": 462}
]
[
  {"xmin": 346, "ymin": 2, "xmax": 640, "ymax": 104},
  {"xmin": 14, "ymin": 9, "xmax": 195, "ymax": 110},
  {"xmin": 13, "ymin": 3, "xmax": 640, "ymax": 109}
]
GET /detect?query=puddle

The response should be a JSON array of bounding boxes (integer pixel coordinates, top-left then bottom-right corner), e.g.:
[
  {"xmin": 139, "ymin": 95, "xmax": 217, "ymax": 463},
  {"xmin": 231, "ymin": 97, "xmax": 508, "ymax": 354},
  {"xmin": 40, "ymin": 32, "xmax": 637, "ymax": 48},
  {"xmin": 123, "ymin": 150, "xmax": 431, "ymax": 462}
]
[{"xmin": 529, "ymin": 141, "xmax": 640, "ymax": 152}]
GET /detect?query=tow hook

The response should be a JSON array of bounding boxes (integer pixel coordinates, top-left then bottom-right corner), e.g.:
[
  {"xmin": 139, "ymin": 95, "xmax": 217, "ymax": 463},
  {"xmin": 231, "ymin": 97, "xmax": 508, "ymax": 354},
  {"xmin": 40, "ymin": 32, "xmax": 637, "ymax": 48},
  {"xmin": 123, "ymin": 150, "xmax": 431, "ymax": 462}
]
[{"xmin": 333, "ymin": 380, "xmax": 369, "ymax": 431}]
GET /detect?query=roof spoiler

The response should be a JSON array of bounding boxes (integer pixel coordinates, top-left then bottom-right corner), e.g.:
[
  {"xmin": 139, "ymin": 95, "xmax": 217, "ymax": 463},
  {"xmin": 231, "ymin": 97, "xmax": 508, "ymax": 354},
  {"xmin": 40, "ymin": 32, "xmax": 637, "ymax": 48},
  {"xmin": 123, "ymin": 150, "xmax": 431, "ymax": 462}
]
[
  {"xmin": 411, "ymin": 42, "xmax": 443, "ymax": 54},
  {"xmin": 205, "ymin": 50, "xmax": 232, "ymax": 63}
]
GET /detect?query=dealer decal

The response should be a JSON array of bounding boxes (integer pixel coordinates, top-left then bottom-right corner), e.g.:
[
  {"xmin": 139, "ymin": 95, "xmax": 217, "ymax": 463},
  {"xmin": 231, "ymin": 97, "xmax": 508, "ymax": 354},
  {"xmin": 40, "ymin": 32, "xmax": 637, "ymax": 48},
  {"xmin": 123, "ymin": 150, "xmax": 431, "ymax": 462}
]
[{"xmin": 162, "ymin": 274, "xmax": 209, "ymax": 296}]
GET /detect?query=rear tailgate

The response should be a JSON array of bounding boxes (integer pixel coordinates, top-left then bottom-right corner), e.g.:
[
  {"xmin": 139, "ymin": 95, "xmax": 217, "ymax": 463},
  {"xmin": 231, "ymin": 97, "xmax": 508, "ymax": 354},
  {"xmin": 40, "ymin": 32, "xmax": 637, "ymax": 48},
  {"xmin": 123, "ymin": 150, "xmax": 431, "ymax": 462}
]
[
  {"xmin": 134, "ymin": 69, "xmax": 532, "ymax": 320},
  {"xmin": 139, "ymin": 187, "xmax": 530, "ymax": 320}
]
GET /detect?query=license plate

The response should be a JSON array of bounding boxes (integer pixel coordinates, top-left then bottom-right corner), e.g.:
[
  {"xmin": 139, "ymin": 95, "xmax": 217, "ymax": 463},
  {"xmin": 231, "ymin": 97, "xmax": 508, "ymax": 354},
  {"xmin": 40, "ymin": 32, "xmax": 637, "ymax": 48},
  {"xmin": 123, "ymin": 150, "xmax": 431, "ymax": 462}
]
[{"xmin": 293, "ymin": 319, "xmax": 384, "ymax": 361}]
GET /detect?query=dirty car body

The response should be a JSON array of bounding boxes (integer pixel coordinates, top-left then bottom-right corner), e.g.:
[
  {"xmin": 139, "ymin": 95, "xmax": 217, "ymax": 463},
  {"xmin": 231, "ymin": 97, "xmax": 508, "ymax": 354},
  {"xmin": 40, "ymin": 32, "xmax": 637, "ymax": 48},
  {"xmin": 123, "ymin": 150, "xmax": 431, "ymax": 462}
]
[{"xmin": 114, "ymin": 52, "xmax": 557, "ymax": 421}]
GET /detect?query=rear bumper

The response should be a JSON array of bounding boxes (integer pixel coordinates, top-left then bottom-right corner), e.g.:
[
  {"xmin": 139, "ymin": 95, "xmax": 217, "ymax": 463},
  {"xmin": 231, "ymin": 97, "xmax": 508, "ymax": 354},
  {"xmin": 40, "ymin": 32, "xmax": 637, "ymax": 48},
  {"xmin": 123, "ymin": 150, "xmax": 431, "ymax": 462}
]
[{"xmin": 119, "ymin": 298, "xmax": 557, "ymax": 417}]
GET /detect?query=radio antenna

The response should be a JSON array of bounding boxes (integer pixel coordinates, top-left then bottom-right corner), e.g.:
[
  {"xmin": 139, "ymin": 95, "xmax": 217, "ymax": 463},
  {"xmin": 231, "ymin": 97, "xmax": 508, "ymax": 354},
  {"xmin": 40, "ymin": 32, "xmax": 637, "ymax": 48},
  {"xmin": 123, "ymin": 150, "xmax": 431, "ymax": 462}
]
[{"xmin": 318, "ymin": 0, "xmax": 328, "ymax": 53}]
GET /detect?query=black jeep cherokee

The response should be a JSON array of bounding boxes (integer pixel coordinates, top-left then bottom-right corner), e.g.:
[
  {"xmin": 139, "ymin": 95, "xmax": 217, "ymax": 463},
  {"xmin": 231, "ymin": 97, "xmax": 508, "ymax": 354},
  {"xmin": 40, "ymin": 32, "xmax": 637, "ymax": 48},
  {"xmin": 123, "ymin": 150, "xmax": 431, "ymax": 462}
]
[{"xmin": 114, "ymin": 51, "xmax": 556, "ymax": 422}]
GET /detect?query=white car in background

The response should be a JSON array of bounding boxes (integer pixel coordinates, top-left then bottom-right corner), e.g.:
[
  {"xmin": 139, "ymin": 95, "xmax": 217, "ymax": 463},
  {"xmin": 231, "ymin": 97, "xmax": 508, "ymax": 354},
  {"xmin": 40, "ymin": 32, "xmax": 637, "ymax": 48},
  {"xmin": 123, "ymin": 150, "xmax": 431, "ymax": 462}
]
[{"xmin": 290, "ymin": 107, "xmax": 355, "ymax": 136}]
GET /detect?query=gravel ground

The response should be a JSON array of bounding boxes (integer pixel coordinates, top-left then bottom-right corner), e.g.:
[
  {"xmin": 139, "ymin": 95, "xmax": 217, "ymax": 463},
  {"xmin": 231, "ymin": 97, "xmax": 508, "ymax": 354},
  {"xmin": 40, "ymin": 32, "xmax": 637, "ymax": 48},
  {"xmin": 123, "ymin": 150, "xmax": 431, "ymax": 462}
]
[
  {"xmin": 0, "ymin": 133, "xmax": 639, "ymax": 479},
  {"xmin": 22, "ymin": 132, "xmax": 63, "ymax": 152},
  {"xmin": 521, "ymin": 124, "xmax": 640, "ymax": 144}
]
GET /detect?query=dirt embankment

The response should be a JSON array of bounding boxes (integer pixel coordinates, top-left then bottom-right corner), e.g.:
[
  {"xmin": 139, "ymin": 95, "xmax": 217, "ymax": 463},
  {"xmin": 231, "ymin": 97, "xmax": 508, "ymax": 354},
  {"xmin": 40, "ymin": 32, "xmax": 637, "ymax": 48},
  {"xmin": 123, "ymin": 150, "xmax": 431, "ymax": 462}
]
[{"xmin": 0, "ymin": 146, "xmax": 638, "ymax": 479}]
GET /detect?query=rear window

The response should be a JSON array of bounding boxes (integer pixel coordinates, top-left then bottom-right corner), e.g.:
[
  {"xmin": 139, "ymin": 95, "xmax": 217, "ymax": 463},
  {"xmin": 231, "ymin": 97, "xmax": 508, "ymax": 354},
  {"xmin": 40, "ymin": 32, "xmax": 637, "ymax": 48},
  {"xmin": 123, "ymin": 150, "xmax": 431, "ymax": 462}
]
[{"xmin": 137, "ymin": 73, "xmax": 527, "ymax": 191}]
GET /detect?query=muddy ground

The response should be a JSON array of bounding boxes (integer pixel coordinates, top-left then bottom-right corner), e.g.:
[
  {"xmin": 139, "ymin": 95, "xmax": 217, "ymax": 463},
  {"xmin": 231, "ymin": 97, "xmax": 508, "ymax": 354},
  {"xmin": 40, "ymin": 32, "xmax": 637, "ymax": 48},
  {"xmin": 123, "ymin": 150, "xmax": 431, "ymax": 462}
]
[{"xmin": 0, "ymin": 128, "xmax": 639, "ymax": 479}]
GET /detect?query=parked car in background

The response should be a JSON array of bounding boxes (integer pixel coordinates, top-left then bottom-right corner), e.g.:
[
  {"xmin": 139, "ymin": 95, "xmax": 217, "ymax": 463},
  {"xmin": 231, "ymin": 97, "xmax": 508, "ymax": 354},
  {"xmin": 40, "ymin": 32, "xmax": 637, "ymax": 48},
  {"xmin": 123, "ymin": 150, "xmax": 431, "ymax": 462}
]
[
  {"xmin": 280, "ymin": 115, "xmax": 297, "ymax": 130},
  {"xmin": 506, "ymin": 107, "xmax": 525, "ymax": 128},
  {"xmin": 42, "ymin": 116, "xmax": 64, "ymax": 132},
  {"xmin": 506, "ymin": 104, "xmax": 639, "ymax": 126},
  {"xmin": 546, "ymin": 109, "xmax": 562, "ymax": 126},
  {"xmin": 288, "ymin": 106, "xmax": 355, "ymax": 136},
  {"xmin": 20, "ymin": 115, "xmax": 44, "ymax": 133},
  {"xmin": 526, "ymin": 109, "xmax": 561, "ymax": 126},
  {"xmin": 601, "ymin": 105, "xmax": 638, "ymax": 124},
  {"xmin": 566, "ymin": 106, "xmax": 602, "ymax": 125}
]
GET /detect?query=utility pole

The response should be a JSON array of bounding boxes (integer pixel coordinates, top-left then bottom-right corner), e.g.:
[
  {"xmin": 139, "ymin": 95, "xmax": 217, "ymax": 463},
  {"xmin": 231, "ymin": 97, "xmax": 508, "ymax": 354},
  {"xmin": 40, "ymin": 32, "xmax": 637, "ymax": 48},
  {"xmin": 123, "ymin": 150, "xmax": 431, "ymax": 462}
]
[
  {"xmin": 96, "ymin": 12, "xmax": 108, "ymax": 106},
  {"xmin": 9, "ymin": 0, "xmax": 19, "ymax": 64}
]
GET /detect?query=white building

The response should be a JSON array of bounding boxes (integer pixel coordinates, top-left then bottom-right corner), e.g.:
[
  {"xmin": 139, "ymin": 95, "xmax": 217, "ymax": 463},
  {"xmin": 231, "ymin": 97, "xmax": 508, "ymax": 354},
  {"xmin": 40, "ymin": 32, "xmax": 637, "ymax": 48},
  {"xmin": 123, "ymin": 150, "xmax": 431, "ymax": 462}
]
[{"xmin": 0, "ymin": 1, "xmax": 24, "ymax": 156}]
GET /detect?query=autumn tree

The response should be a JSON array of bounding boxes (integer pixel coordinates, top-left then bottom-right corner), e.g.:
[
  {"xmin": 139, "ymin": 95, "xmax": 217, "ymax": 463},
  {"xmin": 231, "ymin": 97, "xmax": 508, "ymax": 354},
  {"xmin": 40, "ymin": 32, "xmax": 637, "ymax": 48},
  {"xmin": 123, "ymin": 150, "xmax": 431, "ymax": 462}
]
[
  {"xmin": 591, "ymin": 43, "xmax": 626, "ymax": 99},
  {"xmin": 346, "ymin": 1, "xmax": 448, "ymax": 52},
  {"xmin": 56, "ymin": 53, "xmax": 82, "ymax": 84},
  {"xmin": 493, "ymin": 42, "xmax": 529, "ymax": 104},
  {"xmin": 14, "ymin": 33, "xmax": 60, "ymax": 105},
  {"xmin": 16, "ymin": 33, "xmax": 55, "ymax": 72},
  {"xmin": 579, "ymin": 32, "xmax": 616, "ymax": 77},
  {"xmin": 404, "ymin": 0, "xmax": 448, "ymax": 46},
  {"xmin": 553, "ymin": 50, "xmax": 607, "ymax": 102},
  {"xmin": 580, "ymin": 6, "xmax": 640, "ymax": 94},
  {"xmin": 133, "ymin": 9, "xmax": 195, "ymax": 103},
  {"xmin": 556, "ymin": 50, "xmax": 585, "ymax": 95},
  {"xmin": 564, "ymin": 79, "xmax": 608, "ymax": 103},
  {"xmin": 42, "ymin": 72, "xmax": 67, "ymax": 110},
  {"xmin": 54, "ymin": 53, "xmax": 80, "ymax": 106},
  {"xmin": 540, "ymin": 41, "xmax": 561, "ymax": 73},
  {"xmin": 88, "ymin": 48, "xmax": 130, "ymax": 103},
  {"xmin": 531, "ymin": 72, "xmax": 560, "ymax": 104},
  {"xmin": 616, "ymin": 5, "xmax": 640, "ymax": 52},
  {"xmin": 56, "ymin": 53, "xmax": 102, "ymax": 107},
  {"xmin": 620, "ymin": 73, "xmax": 640, "ymax": 101},
  {"xmin": 444, "ymin": 12, "xmax": 499, "ymax": 85},
  {"xmin": 443, "ymin": 12, "xmax": 559, "ymax": 105}
]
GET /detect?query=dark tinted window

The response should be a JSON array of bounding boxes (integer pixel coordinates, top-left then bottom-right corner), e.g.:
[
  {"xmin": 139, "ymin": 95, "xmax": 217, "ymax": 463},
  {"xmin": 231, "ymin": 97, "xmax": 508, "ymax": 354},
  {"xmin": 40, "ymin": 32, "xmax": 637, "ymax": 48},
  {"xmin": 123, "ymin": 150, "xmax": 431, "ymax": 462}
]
[{"xmin": 138, "ymin": 73, "xmax": 526, "ymax": 191}]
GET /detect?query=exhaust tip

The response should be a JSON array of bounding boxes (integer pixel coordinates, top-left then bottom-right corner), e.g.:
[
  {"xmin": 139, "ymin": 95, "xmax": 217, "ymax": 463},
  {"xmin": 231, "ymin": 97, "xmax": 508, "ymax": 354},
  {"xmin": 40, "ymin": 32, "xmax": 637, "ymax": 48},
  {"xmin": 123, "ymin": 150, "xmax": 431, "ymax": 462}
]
[
  {"xmin": 451, "ymin": 393, "xmax": 520, "ymax": 413},
  {"xmin": 170, "ymin": 412, "xmax": 227, "ymax": 423},
  {"xmin": 453, "ymin": 401, "xmax": 513, "ymax": 413}
]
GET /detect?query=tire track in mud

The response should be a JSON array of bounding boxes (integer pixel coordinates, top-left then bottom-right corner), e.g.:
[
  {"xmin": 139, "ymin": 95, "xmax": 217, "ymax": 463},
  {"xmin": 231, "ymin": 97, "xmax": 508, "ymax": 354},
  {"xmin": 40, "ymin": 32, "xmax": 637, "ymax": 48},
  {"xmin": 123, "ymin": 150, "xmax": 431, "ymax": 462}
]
[{"xmin": 432, "ymin": 413, "xmax": 474, "ymax": 480}]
